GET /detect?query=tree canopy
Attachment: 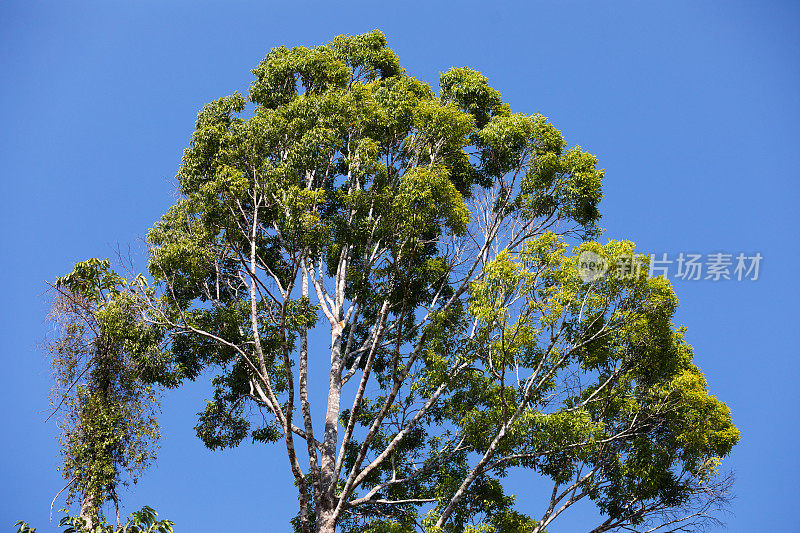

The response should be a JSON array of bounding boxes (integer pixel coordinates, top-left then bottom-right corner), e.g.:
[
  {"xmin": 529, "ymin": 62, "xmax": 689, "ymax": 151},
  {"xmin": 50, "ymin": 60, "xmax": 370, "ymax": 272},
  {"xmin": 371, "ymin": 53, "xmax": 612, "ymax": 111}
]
[{"xmin": 41, "ymin": 30, "xmax": 739, "ymax": 533}]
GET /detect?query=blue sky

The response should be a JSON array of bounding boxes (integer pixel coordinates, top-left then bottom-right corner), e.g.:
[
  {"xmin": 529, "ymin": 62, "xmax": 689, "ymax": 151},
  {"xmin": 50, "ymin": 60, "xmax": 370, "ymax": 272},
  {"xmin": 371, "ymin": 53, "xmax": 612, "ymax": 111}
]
[{"xmin": 1, "ymin": 1, "xmax": 798, "ymax": 531}]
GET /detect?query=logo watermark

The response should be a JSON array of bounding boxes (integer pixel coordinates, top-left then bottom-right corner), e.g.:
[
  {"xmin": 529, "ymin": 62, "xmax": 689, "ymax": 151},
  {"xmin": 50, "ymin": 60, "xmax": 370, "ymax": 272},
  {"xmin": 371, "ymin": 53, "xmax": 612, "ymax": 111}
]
[{"xmin": 578, "ymin": 251, "xmax": 609, "ymax": 282}]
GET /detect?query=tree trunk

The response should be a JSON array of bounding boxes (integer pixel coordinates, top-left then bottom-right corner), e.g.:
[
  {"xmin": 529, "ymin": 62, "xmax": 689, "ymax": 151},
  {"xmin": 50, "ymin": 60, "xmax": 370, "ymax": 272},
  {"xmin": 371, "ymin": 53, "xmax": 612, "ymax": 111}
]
[
  {"xmin": 316, "ymin": 508, "xmax": 337, "ymax": 533},
  {"xmin": 80, "ymin": 492, "xmax": 98, "ymax": 530}
]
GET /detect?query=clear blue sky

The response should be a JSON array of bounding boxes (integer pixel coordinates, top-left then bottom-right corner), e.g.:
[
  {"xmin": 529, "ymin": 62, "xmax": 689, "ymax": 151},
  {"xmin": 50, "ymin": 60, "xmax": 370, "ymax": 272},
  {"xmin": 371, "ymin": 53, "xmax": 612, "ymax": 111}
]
[{"xmin": 2, "ymin": 1, "xmax": 798, "ymax": 531}]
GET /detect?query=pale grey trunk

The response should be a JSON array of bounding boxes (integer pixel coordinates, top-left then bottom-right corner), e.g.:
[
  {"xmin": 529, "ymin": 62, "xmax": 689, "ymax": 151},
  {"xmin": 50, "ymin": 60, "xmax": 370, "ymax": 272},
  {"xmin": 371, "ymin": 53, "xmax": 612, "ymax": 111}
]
[
  {"xmin": 317, "ymin": 509, "xmax": 337, "ymax": 533},
  {"xmin": 317, "ymin": 326, "xmax": 344, "ymax": 528},
  {"xmin": 80, "ymin": 492, "xmax": 98, "ymax": 531}
]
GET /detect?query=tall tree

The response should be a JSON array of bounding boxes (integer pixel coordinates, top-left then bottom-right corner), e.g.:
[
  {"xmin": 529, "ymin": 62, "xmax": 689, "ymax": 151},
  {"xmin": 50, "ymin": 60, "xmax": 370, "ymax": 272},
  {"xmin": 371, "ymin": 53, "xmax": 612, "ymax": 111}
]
[
  {"xmin": 137, "ymin": 30, "xmax": 738, "ymax": 533},
  {"xmin": 46, "ymin": 259, "xmax": 163, "ymax": 529}
]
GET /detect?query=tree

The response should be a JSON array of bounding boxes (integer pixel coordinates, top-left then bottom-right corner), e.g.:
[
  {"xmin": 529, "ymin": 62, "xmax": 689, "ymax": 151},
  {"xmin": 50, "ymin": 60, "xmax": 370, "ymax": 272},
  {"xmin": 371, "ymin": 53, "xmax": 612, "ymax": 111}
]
[
  {"xmin": 134, "ymin": 30, "xmax": 738, "ymax": 533},
  {"xmin": 43, "ymin": 258, "xmax": 164, "ymax": 529}
]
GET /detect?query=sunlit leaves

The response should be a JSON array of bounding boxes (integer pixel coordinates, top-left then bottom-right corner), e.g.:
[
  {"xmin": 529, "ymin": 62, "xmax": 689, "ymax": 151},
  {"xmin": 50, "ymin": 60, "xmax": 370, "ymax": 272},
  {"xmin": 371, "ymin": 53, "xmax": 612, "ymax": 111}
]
[
  {"xmin": 459, "ymin": 234, "xmax": 738, "ymax": 525},
  {"xmin": 136, "ymin": 29, "xmax": 735, "ymax": 533},
  {"xmin": 48, "ymin": 261, "xmax": 164, "ymax": 524}
]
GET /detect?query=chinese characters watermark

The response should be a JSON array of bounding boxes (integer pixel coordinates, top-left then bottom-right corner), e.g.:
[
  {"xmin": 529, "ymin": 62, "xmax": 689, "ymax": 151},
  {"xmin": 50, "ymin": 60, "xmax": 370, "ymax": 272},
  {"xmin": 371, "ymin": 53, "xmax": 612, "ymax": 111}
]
[{"xmin": 577, "ymin": 251, "xmax": 762, "ymax": 283}]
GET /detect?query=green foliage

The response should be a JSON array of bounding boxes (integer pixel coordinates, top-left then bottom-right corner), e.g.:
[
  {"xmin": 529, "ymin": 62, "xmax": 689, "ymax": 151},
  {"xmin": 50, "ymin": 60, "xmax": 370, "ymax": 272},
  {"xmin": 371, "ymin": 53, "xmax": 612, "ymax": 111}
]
[
  {"xmin": 440, "ymin": 67, "xmax": 509, "ymax": 129},
  {"xmin": 132, "ymin": 30, "xmax": 736, "ymax": 533},
  {"xmin": 48, "ymin": 259, "xmax": 163, "ymax": 525},
  {"xmin": 457, "ymin": 236, "xmax": 738, "ymax": 524},
  {"xmin": 16, "ymin": 507, "xmax": 173, "ymax": 533}
]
